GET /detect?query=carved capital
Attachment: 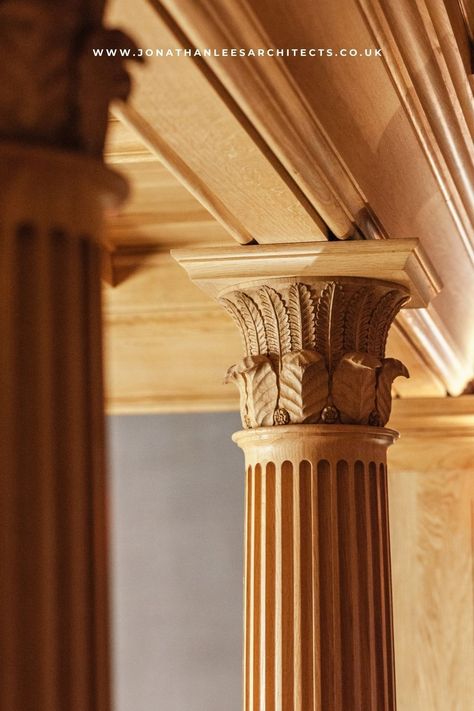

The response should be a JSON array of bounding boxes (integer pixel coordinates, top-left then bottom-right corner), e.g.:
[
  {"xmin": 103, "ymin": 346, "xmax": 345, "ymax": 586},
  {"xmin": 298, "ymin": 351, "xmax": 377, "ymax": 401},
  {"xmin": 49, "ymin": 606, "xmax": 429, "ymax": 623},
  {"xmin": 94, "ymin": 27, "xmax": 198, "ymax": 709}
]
[
  {"xmin": 173, "ymin": 240, "xmax": 442, "ymax": 429},
  {"xmin": 221, "ymin": 278, "xmax": 409, "ymax": 428},
  {"xmin": 0, "ymin": 1, "xmax": 140, "ymax": 155}
]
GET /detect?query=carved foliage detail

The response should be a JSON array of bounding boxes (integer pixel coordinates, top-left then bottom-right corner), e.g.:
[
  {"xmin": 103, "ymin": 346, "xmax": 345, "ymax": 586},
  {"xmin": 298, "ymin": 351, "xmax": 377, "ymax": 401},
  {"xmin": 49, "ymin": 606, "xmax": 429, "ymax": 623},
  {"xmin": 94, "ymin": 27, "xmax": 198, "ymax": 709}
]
[{"xmin": 221, "ymin": 280, "xmax": 409, "ymax": 428}]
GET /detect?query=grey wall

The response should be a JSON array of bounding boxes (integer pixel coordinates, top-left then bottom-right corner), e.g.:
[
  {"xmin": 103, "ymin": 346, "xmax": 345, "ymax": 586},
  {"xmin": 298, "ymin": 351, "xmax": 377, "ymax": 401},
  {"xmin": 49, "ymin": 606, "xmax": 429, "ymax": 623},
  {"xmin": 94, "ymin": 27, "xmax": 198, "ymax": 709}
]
[{"xmin": 109, "ymin": 413, "xmax": 244, "ymax": 711}]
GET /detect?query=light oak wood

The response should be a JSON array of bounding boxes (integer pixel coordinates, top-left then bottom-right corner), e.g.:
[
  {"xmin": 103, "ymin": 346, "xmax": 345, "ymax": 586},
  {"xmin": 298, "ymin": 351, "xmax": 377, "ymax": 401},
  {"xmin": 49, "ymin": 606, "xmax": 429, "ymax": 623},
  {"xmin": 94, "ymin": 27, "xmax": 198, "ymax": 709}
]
[
  {"xmin": 390, "ymin": 393, "xmax": 474, "ymax": 435},
  {"xmin": 173, "ymin": 238, "xmax": 443, "ymax": 710},
  {"xmin": 173, "ymin": 239, "xmax": 440, "ymax": 309},
  {"xmin": 105, "ymin": 119, "xmax": 233, "ymax": 249},
  {"xmin": 107, "ymin": 0, "xmax": 474, "ymax": 391},
  {"xmin": 388, "ymin": 395, "xmax": 474, "ymax": 711},
  {"xmin": 360, "ymin": 0, "xmax": 474, "ymax": 265},
  {"xmin": 149, "ymin": 0, "xmax": 364, "ymax": 240},
  {"xmin": 0, "ymin": 144, "xmax": 125, "ymax": 711},
  {"xmin": 104, "ymin": 249, "xmax": 447, "ymax": 414},
  {"xmin": 235, "ymin": 426, "xmax": 398, "ymax": 711},
  {"xmin": 221, "ymin": 278, "xmax": 410, "ymax": 429},
  {"xmin": 107, "ymin": 0, "xmax": 328, "ymax": 245}
]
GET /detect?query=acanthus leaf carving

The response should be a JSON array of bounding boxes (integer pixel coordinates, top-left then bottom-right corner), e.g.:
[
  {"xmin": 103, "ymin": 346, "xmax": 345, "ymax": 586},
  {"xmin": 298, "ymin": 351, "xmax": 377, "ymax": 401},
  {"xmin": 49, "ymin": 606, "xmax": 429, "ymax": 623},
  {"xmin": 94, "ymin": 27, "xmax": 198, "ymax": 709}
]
[
  {"xmin": 288, "ymin": 283, "xmax": 316, "ymax": 351},
  {"xmin": 222, "ymin": 279, "xmax": 409, "ymax": 429},
  {"xmin": 344, "ymin": 287, "xmax": 371, "ymax": 352},
  {"xmin": 259, "ymin": 286, "xmax": 292, "ymax": 356},
  {"xmin": 378, "ymin": 294, "xmax": 411, "ymax": 357},
  {"xmin": 375, "ymin": 358, "xmax": 410, "ymax": 425},
  {"xmin": 225, "ymin": 355, "xmax": 278, "ymax": 428},
  {"xmin": 222, "ymin": 298, "xmax": 252, "ymax": 355},
  {"xmin": 279, "ymin": 350, "xmax": 328, "ymax": 424},
  {"xmin": 368, "ymin": 290, "xmax": 405, "ymax": 357},
  {"xmin": 332, "ymin": 352, "xmax": 382, "ymax": 425},
  {"xmin": 315, "ymin": 282, "xmax": 345, "ymax": 372},
  {"xmin": 236, "ymin": 293, "xmax": 268, "ymax": 355}
]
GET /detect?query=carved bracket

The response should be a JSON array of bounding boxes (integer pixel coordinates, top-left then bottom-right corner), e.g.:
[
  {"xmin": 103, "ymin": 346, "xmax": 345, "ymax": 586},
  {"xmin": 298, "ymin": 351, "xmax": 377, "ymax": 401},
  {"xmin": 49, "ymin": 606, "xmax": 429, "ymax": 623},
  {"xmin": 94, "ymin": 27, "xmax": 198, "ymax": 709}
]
[{"xmin": 221, "ymin": 279, "xmax": 410, "ymax": 428}]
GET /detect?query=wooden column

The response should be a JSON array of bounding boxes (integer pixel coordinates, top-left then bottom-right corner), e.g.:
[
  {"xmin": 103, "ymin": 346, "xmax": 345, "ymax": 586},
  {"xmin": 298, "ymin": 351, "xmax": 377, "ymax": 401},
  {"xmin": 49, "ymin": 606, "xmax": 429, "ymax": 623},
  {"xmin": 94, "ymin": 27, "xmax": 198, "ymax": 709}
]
[
  {"xmin": 0, "ymin": 146, "xmax": 125, "ymax": 711},
  {"xmin": 174, "ymin": 241, "xmax": 441, "ymax": 711},
  {"xmin": 235, "ymin": 426, "xmax": 397, "ymax": 710},
  {"xmin": 0, "ymin": 4, "xmax": 136, "ymax": 710}
]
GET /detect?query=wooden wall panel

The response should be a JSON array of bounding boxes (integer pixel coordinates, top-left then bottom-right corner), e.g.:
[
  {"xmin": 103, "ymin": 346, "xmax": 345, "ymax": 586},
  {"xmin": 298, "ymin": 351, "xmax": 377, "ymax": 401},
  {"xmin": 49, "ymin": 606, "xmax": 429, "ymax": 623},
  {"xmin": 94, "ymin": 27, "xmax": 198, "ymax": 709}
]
[{"xmin": 389, "ymin": 427, "xmax": 474, "ymax": 711}]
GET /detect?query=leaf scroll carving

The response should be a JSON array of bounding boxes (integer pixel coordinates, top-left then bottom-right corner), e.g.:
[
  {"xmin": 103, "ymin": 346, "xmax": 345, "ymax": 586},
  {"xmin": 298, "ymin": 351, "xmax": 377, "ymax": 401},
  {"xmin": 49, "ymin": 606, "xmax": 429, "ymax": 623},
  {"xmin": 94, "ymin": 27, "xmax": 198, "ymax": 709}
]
[
  {"xmin": 225, "ymin": 355, "xmax": 278, "ymax": 428},
  {"xmin": 344, "ymin": 288, "xmax": 372, "ymax": 352},
  {"xmin": 375, "ymin": 358, "xmax": 409, "ymax": 425},
  {"xmin": 315, "ymin": 282, "xmax": 345, "ymax": 372},
  {"xmin": 236, "ymin": 293, "xmax": 268, "ymax": 355},
  {"xmin": 259, "ymin": 286, "xmax": 292, "ymax": 356},
  {"xmin": 368, "ymin": 290, "xmax": 405, "ymax": 357},
  {"xmin": 332, "ymin": 352, "xmax": 382, "ymax": 424},
  {"xmin": 221, "ymin": 299, "xmax": 252, "ymax": 355},
  {"xmin": 279, "ymin": 351, "xmax": 329, "ymax": 424},
  {"xmin": 287, "ymin": 283, "xmax": 316, "ymax": 351},
  {"xmin": 222, "ymin": 280, "xmax": 410, "ymax": 429}
]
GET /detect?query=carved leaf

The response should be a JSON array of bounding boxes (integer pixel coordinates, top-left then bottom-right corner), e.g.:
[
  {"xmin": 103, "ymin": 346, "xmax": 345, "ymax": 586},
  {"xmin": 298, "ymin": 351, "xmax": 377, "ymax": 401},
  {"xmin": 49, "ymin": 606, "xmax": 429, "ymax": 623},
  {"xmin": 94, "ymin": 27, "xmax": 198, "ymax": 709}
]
[
  {"xmin": 225, "ymin": 355, "xmax": 278, "ymax": 427},
  {"xmin": 376, "ymin": 358, "xmax": 409, "ymax": 425},
  {"xmin": 288, "ymin": 283, "xmax": 316, "ymax": 351},
  {"xmin": 344, "ymin": 288, "xmax": 369, "ymax": 352},
  {"xmin": 332, "ymin": 351, "xmax": 382, "ymax": 424},
  {"xmin": 259, "ymin": 286, "xmax": 291, "ymax": 355},
  {"xmin": 378, "ymin": 294, "xmax": 411, "ymax": 358},
  {"xmin": 279, "ymin": 350, "xmax": 328, "ymax": 424},
  {"xmin": 225, "ymin": 359, "xmax": 251, "ymax": 427},
  {"xmin": 315, "ymin": 282, "xmax": 345, "ymax": 371},
  {"xmin": 367, "ymin": 290, "xmax": 402, "ymax": 357},
  {"xmin": 221, "ymin": 299, "xmax": 251, "ymax": 355},
  {"xmin": 236, "ymin": 292, "xmax": 268, "ymax": 355}
]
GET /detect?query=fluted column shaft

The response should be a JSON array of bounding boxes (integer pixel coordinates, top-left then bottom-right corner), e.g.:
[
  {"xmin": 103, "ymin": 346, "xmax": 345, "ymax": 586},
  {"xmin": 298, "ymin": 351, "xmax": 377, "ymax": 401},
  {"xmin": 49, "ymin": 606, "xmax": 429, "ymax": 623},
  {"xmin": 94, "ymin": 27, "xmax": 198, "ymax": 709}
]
[
  {"xmin": 0, "ymin": 145, "xmax": 125, "ymax": 711},
  {"xmin": 235, "ymin": 426, "xmax": 397, "ymax": 711}
]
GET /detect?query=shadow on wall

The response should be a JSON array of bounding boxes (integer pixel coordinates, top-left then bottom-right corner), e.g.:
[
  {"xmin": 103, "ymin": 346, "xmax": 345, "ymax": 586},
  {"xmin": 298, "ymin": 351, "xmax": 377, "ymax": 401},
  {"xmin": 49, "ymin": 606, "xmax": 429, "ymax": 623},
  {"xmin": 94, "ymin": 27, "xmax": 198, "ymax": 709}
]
[{"xmin": 109, "ymin": 412, "xmax": 244, "ymax": 711}]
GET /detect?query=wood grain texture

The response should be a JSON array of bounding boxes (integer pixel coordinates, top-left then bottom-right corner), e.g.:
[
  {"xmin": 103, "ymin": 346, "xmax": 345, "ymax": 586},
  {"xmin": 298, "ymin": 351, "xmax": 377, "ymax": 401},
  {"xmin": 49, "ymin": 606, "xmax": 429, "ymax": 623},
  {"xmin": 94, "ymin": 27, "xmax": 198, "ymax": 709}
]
[
  {"xmin": 125, "ymin": 0, "xmax": 474, "ymax": 387},
  {"xmin": 173, "ymin": 240, "xmax": 441, "ymax": 309},
  {"xmin": 150, "ymin": 0, "xmax": 363, "ymax": 239},
  {"xmin": 389, "ymin": 423, "xmax": 474, "ymax": 711},
  {"xmin": 105, "ymin": 118, "xmax": 232, "ymax": 249},
  {"xmin": 0, "ymin": 145, "xmax": 120, "ymax": 711},
  {"xmin": 107, "ymin": 0, "xmax": 328, "ymax": 245},
  {"xmin": 234, "ymin": 425, "xmax": 398, "ymax": 711},
  {"xmin": 387, "ymin": 396, "xmax": 474, "ymax": 709}
]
